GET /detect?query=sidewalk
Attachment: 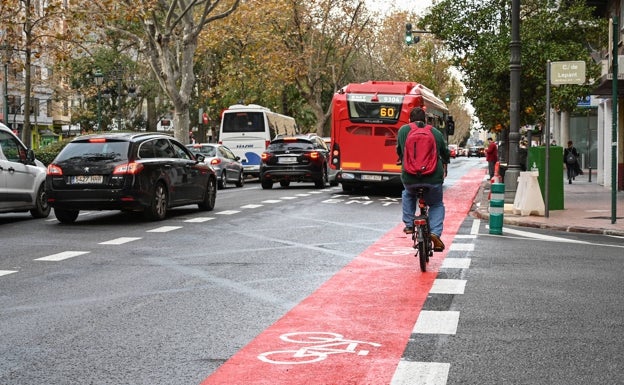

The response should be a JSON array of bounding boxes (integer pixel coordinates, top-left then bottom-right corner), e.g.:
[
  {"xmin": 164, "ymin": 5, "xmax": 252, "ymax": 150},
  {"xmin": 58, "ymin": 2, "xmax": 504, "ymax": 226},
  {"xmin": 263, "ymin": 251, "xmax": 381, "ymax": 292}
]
[{"xmin": 472, "ymin": 171, "xmax": 624, "ymax": 237}]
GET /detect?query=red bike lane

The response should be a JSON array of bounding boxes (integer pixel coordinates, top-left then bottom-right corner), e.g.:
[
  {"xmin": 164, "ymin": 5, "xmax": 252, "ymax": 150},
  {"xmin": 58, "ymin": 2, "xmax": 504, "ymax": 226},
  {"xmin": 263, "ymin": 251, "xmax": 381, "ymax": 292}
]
[{"xmin": 200, "ymin": 169, "xmax": 484, "ymax": 385}]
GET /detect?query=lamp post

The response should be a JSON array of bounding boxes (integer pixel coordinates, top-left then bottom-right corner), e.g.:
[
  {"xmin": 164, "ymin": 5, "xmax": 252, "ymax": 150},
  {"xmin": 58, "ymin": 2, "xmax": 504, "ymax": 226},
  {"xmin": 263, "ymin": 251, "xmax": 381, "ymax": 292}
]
[
  {"xmin": 94, "ymin": 70, "xmax": 103, "ymax": 131},
  {"xmin": 2, "ymin": 43, "xmax": 9, "ymax": 127},
  {"xmin": 505, "ymin": 0, "xmax": 521, "ymax": 203}
]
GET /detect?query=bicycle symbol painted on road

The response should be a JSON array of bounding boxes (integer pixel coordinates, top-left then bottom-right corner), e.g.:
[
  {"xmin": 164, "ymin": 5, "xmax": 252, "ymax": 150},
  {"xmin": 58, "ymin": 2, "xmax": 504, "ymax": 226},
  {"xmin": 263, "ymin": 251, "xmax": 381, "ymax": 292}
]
[
  {"xmin": 258, "ymin": 332, "xmax": 382, "ymax": 365},
  {"xmin": 373, "ymin": 245, "xmax": 414, "ymax": 257}
]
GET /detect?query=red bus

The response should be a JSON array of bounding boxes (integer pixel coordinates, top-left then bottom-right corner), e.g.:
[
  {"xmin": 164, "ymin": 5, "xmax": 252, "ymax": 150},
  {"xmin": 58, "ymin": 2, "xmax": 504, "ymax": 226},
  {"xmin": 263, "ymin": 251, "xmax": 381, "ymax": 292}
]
[{"xmin": 330, "ymin": 80, "xmax": 451, "ymax": 192}]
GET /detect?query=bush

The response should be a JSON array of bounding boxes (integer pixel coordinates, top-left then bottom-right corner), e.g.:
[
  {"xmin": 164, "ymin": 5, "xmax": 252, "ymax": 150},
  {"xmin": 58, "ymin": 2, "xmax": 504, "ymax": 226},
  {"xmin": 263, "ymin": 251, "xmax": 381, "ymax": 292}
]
[{"xmin": 36, "ymin": 140, "xmax": 70, "ymax": 166}]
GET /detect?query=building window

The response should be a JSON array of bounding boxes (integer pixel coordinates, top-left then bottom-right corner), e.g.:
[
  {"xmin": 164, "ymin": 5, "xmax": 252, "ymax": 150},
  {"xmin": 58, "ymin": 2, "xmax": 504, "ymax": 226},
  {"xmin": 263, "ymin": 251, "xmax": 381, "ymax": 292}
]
[{"xmin": 8, "ymin": 95, "xmax": 21, "ymax": 115}]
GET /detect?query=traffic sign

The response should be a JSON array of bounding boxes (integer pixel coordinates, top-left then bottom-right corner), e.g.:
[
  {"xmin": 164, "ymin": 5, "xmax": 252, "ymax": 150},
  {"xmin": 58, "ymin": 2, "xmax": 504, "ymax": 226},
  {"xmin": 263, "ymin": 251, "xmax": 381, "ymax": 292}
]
[{"xmin": 550, "ymin": 61, "xmax": 586, "ymax": 85}]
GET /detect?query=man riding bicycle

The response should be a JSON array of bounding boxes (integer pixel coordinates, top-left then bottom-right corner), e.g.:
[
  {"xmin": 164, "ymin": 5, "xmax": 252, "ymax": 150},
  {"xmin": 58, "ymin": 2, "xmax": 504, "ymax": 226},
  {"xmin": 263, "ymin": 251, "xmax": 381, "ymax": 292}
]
[{"xmin": 396, "ymin": 107, "xmax": 450, "ymax": 252}]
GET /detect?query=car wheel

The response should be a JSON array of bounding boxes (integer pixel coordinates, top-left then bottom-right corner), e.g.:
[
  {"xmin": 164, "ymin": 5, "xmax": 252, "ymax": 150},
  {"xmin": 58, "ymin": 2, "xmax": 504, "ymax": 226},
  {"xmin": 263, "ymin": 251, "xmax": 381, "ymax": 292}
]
[
  {"xmin": 279, "ymin": 180, "xmax": 290, "ymax": 187},
  {"xmin": 218, "ymin": 171, "xmax": 226, "ymax": 189},
  {"xmin": 314, "ymin": 167, "xmax": 328, "ymax": 189},
  {"xmin": 145, "ymin": 182, "xmax": 168, "ymax": 221},
  {"xmin": 235, "ymin": 171, "xmax": 244, "ymax": 187},
  {"xmin": 261, "ymin": 178, "xmax": 273, "ymax": 189},
  {"xmin": 198, "ymin": 177, "xmax": 217, "ymax": 211},
  {"xmin": 54, "ymin": 208, "xmax": 79, "ymax": 224},
  {"xmin": 30, "ymin": 182, "xmax": 51, "ymax": 218}
]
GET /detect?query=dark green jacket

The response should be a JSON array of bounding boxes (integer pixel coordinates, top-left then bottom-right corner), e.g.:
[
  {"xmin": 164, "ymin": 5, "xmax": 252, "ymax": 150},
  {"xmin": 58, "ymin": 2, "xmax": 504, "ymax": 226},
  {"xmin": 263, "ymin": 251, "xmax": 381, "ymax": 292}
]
[{"xmin": 396, "ymin": 123, "xmax": 450, "ymax": 185}]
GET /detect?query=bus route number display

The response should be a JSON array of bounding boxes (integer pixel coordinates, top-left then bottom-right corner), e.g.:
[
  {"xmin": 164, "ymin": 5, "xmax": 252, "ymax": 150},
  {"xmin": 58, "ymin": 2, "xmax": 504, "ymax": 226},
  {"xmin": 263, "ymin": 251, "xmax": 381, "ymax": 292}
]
[{"xmin": 347, "ymin": 94, "xmax": 403, "ymax": 121}]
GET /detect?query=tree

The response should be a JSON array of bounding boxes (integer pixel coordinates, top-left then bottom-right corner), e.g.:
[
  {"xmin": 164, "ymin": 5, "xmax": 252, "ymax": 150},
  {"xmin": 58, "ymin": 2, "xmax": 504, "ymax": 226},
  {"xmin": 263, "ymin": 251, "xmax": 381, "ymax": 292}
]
[
  {"xmin": 420, "ymin": 0, "xmax": 606, "ymax": 133},
  {"xmin": 68, "ymin": 0, "xmax": 240, "ymax": 144}
]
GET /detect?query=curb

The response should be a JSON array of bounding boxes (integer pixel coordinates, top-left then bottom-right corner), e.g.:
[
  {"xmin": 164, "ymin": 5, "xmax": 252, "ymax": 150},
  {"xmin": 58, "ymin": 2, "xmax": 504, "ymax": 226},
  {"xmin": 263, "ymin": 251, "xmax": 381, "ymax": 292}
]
[{"xmin": 470, "ymin": 182, "xmax": 624, "ymax": 237}]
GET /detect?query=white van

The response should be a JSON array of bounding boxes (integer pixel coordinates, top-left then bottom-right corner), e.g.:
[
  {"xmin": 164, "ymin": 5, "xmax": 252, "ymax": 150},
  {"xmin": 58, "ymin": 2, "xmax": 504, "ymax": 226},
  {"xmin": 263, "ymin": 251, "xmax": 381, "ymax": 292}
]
[{"xmin": 218, "ymin": 104, "xmax": 298, "ymax": 177}]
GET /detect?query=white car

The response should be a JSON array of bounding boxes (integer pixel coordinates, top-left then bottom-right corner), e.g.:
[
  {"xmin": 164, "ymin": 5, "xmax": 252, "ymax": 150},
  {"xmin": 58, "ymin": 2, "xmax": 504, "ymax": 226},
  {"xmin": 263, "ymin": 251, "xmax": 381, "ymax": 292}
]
[{"xmin": 0, "ymin": 123, "xmax": 50, "ymax": 218}]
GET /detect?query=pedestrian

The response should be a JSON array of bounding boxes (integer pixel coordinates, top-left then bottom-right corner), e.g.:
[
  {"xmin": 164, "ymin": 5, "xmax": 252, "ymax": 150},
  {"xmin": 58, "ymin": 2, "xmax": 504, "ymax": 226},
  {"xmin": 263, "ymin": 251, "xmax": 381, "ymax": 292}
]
[
  {"xmin": 563, "ymin": 140, "xmax": 580, "ymax": 184},
  {"xmin": 207, "ymin": 126, "xmax": 214, "ymax": 143},
  {"xmin": 485, "ymin": 137, "xmax": 498, "ymax": 179},
  {"xmin": 396, "ymin": 107, "xmax": 450, "ymax": 252}
]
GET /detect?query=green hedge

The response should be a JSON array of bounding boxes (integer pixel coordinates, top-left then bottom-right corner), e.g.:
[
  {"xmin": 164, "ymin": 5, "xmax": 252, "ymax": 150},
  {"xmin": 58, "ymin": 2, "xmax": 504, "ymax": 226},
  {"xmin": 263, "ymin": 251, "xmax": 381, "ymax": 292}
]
[{"xmin": 35, "ymin": 140, "xmax": 69, "ymax": 166}]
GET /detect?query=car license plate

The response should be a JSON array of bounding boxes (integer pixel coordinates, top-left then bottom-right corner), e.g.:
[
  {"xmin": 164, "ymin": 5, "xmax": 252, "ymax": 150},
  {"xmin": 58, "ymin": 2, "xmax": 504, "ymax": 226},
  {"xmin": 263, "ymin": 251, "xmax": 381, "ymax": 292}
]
[
  {"xmin": 278, "ymin": 157, "xmax": 298, "ymax": 164},
  {"xmin": 70, "ymin": 175, "xmax": 104, "ymax": 184},
  {"xmin": 361, "ymin": 174, "xmax": 382, "ymax": 181}
]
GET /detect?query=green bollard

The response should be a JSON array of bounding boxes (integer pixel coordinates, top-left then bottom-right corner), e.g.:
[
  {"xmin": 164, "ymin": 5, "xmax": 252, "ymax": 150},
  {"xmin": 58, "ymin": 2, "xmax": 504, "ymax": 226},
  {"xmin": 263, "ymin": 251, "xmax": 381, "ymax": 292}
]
[{"xmin": 489, "ymin": 199, "xmax": 504, "ymax": 235}]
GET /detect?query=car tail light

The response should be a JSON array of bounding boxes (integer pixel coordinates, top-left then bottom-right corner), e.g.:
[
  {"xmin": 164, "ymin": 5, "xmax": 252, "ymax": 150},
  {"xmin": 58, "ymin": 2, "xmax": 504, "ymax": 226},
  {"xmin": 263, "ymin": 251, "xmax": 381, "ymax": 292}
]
[
  {"xmin": 47, "ymin": 164, "xmax": 63, "ymax": 176},
  {"xmin": 210, "ymin": 158, "xmax": 222, "ymax": 166},
  {"xmin": 305, "ymin": 151, "xmax": 320, "ymax": 160},
  {"xmin": 261, "ymin": 152, "xmax": 272, "ymax": 162},
  {"xmin": 88, "ymin": 138, "xmax": 107, "ymax": 143},
  {"xmin": 113, "ymin": 162, "xmax": 144, "ymax": 175}
]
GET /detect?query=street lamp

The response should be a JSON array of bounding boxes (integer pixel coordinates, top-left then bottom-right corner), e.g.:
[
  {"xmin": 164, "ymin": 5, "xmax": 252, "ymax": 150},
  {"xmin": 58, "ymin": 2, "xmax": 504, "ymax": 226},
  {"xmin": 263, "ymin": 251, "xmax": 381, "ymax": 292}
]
[{"xmin": 94, "ymin": 70, "xmax": 103, "ymax": 131}]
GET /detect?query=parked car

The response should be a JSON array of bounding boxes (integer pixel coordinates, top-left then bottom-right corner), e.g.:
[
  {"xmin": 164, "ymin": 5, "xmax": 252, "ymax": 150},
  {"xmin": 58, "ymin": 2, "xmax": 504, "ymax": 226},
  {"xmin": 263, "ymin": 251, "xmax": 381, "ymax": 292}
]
[
  {"xmin": 186, "ymin": 143, "xmax": 244, "ymax": 189},
  {"xmin": 260, "ymin": 134, "xmax": 330, "ymax": 189},
  {"xmin": 0, "ymin": 123, "xmax": 50, "ymax": 218},
  {"xmin": 46, "ymin": 132, "xmax": 217, "ymax": 223},
  {"xmin": 449, "ymin": 145, "xmax": 458, "ymax": 158}
]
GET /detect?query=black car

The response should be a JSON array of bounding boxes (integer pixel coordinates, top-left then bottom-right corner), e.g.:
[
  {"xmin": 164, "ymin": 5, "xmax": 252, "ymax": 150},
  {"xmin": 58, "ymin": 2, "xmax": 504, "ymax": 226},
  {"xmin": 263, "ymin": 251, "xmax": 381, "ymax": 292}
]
[
  {"xmin": 46, "ymin": 133, "xmax": 217, "ymax": 223},
  {"xmin": 259, "ymin": 134, "xmax": 330, "ymax": 189}
]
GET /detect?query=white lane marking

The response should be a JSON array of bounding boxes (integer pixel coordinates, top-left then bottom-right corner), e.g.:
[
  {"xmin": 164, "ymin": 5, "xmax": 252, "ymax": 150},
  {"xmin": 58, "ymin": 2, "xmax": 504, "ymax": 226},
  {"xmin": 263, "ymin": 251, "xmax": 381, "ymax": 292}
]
[
  {"xmin": 502, "ymin": 227, "xmax": 590, "ymax": 244},
  {"xmin": 35, "ymin": 251, "xmax": 90, "ymax": 261},
  {"xmin": 441, "ymin": 258, "xmax": 471, "ymax": 269},
  {"xmin": 0, "ymin": 270, "xmax": 18, "ymax": 277},
  {"xmin": 449, "ymin": 243, "xmax": 474, "ymax": 251},
  {"xmin": 185, "ymin": 217, "xmax": 215, "ymax": 223},
  {"xmin": 295, "ymin": 193, "xmax": 311, "ymax": 197},
  {"xmin": 470, "ymin": 219, "xmax": 481, "ymax": 235},
  {"xmin": 216, "ymin": 210, "xmax": 240, "ymax": 215},
  {"xmin": 430, "ymin": 279, "xmax": 467, "ymax": 295},
  {"xmin": 281, "ymin": 196, "xmax": 298, "ymax": 200},
  {"xmin": 413, "ymin": 311, "xmax": 460, "ymax": 335},
  {"xmin": 99, "ymin": 237, "xmax": 141, "ymax": 245},
  {"xmin": 261, "ymin": 200, "xmax": 282, "ymax": 204},
  {"xmin": 309, "ymin": 191, "xmax": 324, "ymax": 194},
  {"xmin": 241, "ymin": 204, "xmax": 263, "ymax": 209},
  {"xmin": 391, "ymin": 361, "xmax": 450, "ymax": 385},
  {"xmin": 453, "ymin": 234, "xmax": 476, "ymax": 239},
  {"xmin": 147, "ymin": 226, "xmax": 182, "ymax": 233}
]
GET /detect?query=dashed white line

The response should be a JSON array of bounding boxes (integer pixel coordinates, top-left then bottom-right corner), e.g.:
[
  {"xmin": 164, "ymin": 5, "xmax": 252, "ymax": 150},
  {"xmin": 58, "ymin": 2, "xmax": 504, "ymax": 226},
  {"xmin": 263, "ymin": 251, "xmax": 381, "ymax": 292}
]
[
  {"xmin": 240, "ymin": 204, "xmax": 263, "ymax": 209},
  {"xmin": 280, "ymin": 196, "xmax": 298, "ymax": 200},
  {"xmin": 35, "ymin": 251, "xmax": 90, "ymax": 261},
  {"xmin": 448, "ymin": 243, "xmax": 474, "ymax": 251},
  {"xmin": 391, "ymin": 361, "xmax": 450, "ymax": 385},
  {"xmin": 430, "ymin": 279, "xmax": 467, "ymax": 295},
  {"xmin": 413, "ymin": 311, "xmax": 460, "ymax": 335},
  {"xmin": 216, "ymin": 210, "xmax": 240, "ymax": 215},
  {"xmin": 99, "ymin": 237, "xmax": 142, "ymax": 245},
  {"xmin": 185, "ymin": 217, "xmax": 215, "ymax": 223},
  {"xmin": 0, "ymin": 270, "xmax": 18, "ymax": 277},
  {"xmin": 261, "ymin": 200, "xmax": 282, "ymax": 204},
  {"xmin": 441, "ymin": 258, "xmax": 471, "ymax": 269},
  {"xmin": 147, "ymin": 226, "xmax": 182, "ymax": 233}
]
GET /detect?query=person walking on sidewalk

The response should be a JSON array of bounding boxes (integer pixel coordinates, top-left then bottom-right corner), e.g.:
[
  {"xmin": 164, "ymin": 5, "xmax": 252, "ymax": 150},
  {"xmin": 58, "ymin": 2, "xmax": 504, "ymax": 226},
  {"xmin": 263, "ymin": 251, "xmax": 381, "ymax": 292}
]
[
  {"xmin": 396, "ymin": 107, "xmax": 450, "ymax": 252},
  {"xmin": 564, "ymin": 140, "xmax": 580, "ymax": 184},
  {"xmin": 485, "ymin": 137, "xmax": 498, "ymax": 179}
]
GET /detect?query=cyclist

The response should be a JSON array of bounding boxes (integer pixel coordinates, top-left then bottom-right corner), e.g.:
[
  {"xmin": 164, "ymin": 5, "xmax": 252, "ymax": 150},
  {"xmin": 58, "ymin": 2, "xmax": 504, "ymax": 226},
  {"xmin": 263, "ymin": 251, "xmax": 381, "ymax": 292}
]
[{"xmin": 396, "ymin": 107, "xmax": 450, "ymax": 252}]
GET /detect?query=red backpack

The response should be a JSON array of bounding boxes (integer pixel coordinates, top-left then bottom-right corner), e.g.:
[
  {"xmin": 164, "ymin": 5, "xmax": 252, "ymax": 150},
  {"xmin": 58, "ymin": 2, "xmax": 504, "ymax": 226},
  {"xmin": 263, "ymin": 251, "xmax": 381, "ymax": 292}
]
[{"xmin": 403, "ymin": 123, "xmax": 438, "ymax": 176}]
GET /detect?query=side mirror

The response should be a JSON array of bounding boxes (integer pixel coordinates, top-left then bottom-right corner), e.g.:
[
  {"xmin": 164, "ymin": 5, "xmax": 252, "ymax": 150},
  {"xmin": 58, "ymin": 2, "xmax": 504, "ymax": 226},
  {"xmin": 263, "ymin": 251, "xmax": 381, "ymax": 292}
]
[{"xmin": 195, "ymin": 154, "xmax": 205, "ymax": 162}]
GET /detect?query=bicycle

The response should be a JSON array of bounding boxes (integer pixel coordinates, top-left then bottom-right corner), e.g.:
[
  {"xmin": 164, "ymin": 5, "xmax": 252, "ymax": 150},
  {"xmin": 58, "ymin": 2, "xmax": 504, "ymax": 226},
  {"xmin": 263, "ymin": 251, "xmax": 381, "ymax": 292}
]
[{"xmin": 411, "ymin": 186, "xmax": 433, "ymax": 272}]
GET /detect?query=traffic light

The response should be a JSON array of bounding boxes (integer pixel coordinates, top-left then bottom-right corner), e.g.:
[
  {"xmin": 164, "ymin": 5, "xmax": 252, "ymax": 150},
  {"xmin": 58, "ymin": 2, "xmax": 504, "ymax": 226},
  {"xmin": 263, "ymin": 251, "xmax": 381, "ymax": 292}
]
[
  {"xmin": 447, "ymin": 116, "xmax": 455, "ymax": 136},
  {"xmin": 405, "ymin": 23, "xmax": 413, "ymax": 45},
  {"xmin": 445, "ymin": 93, "xmax": 451, "ymax": 102}
]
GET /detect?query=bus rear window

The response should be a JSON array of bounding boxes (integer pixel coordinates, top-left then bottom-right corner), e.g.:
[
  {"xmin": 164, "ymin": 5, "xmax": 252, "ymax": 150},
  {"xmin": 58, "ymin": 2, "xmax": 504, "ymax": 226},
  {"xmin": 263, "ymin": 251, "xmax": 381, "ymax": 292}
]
[{"xmin": 221, "ymin": 112, "xmax": 265, "ymax": 133}]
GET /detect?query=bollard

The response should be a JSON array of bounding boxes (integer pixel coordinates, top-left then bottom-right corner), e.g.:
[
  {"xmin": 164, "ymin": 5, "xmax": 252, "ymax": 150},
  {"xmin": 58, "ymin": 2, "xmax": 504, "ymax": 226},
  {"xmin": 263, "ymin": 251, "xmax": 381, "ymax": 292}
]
[
  {"xmin": 489, "ymin": 199, "xmax": 504, "ymax": 235},
  {"xmin": 491, "ymin": 183, "xmax": 505, "ymax": 201}
]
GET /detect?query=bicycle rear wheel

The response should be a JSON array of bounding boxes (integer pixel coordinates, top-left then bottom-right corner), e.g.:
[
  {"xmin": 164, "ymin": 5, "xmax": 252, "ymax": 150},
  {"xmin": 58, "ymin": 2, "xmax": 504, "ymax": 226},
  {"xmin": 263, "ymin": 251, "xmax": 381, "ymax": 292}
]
[{"xmin": 416, "ymin": 227, "xmax": 427, "ymax": 272}]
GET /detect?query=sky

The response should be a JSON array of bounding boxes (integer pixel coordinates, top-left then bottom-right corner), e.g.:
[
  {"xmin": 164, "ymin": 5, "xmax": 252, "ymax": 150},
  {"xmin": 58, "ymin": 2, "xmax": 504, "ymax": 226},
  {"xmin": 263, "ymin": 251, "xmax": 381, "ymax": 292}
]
[{"xmin": 365, "ymin": 0, "xmax": 433, "ymax": 16}]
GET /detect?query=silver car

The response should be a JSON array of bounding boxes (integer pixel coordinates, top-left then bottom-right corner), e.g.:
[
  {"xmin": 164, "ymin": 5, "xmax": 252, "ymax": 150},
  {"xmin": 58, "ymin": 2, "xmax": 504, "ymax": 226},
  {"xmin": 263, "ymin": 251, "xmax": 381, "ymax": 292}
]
[
  {"xmin": 0, "ymin": 123, "xmax": 50, "ymax": 218},
  {"xmin": 186, "ymin": 143, "xmax": 244, "ymax": 189}
]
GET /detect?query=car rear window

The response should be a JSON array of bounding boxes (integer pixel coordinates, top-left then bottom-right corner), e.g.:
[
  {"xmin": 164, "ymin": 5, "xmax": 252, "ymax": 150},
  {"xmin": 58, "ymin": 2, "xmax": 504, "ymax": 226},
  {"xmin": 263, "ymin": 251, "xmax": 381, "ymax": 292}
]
[
  {"xmin": 55, "ymin": 141, "xmax": 129, "ymax": 162},
  {"xmin": 268, "ymin": 139, "xmax": 314, "ymax": 151}
]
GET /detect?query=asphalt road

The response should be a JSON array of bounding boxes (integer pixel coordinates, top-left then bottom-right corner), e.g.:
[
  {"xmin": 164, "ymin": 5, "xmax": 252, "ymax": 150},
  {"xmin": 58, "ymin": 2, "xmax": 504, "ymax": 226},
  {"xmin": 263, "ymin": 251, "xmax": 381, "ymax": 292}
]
[{"xmin": 2, "ymin": 157, "xmax": 623, "ymax": 385}]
